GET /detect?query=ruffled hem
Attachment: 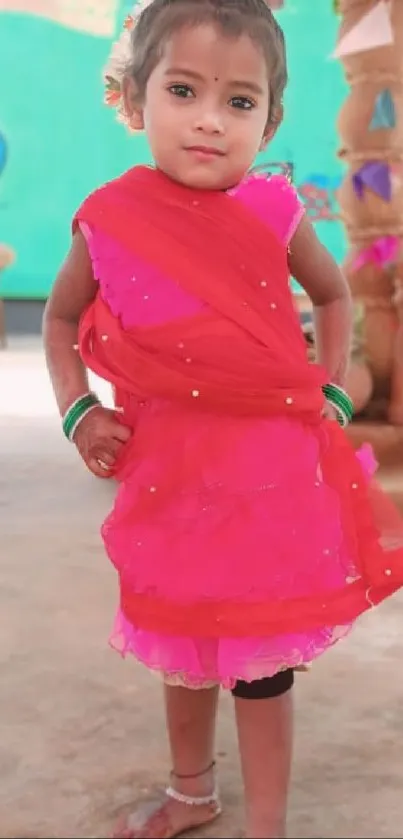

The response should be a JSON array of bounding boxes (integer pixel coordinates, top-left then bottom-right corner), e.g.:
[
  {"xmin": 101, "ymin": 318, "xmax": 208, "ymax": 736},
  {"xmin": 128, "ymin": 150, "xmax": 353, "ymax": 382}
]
[{"xmin": 109, "ymin": 609, "xmax": 351, "ymax": 690}]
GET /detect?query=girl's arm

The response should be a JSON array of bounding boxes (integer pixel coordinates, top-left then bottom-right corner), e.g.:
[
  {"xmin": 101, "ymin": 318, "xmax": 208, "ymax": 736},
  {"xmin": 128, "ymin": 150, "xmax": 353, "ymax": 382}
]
[
  {"xmin": 43, "ymin": 230, "xmax": 131, "ymax": 478},
  {"xmin": 43, "ymin": 230, "xmax": 98, "ymax": 415},
  {"xmin": 287, "ymin": 216, "xmax": 353, "ymax": 388}
]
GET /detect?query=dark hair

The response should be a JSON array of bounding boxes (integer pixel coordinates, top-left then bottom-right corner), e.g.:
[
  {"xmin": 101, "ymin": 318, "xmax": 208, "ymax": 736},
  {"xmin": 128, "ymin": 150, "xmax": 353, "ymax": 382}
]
[{"xmin": 126, "ymin": 0, "xmax": 287, "ymax": 125}]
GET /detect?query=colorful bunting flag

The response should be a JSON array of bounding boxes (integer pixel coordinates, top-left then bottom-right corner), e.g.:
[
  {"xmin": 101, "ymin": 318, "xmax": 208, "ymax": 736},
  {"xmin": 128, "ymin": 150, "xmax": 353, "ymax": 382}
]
[
  {"xmin": 332, "ymin": 1, "xmax": 393, "ymax": 60},
  {"xmin": 352, "ymin": 161, "xmax": 392, "ymax": 202},
  {"xmin": 369, "ymin": 89, "xmax": 396, "ymax": 130},
  {"xmin": 353, "ymin": 236, "xmax": 400, "ymax": 270}
]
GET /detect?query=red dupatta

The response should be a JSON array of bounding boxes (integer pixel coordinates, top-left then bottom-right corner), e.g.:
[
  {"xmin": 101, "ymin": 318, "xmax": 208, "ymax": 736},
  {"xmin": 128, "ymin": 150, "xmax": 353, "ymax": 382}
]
[
  {"xmin": 76, "ymin": 166, "xmax": 327, "ymax": 420},
  {"xmin": 74, "ymin": 167, "xmax": 403, "ymax": 634}
]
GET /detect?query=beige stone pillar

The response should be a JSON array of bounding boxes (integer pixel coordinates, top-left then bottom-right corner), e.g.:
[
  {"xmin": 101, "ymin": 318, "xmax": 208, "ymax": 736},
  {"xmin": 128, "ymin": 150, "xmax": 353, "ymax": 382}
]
[{"xmin": 336, "ymin": 0, "xmax": 403, "ymax": 422}]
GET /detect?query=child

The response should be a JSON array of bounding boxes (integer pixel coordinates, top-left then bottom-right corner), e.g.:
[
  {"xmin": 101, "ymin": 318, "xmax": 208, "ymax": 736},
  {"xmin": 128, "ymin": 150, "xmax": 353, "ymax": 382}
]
[{"xmin": 43, "ymin": 1, "xmax": 403, "ymax": 836}]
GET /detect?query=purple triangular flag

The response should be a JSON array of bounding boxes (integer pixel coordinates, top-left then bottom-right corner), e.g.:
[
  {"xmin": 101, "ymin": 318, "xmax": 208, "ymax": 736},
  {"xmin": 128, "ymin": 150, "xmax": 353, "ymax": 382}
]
[{"xmin": 352, "ymin": 161, "xmax": 392, "ymax": 201}]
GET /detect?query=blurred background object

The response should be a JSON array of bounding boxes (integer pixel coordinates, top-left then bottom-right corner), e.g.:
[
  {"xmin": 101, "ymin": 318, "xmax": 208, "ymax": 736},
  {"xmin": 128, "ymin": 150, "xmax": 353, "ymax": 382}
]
[{"xmin": 336, "ymin": 0, "xmax": 403, "ymax": 424}]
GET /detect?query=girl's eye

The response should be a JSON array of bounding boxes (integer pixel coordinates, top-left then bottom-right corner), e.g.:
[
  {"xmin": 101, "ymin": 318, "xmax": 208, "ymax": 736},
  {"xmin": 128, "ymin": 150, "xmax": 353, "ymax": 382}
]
[
  {"xmin": 168, "ymin": 84, "xmax": 194, "ymax": 99},
  {"xmin": 230, "ymin": 96, "xmax": 255, "ymax": 110}
]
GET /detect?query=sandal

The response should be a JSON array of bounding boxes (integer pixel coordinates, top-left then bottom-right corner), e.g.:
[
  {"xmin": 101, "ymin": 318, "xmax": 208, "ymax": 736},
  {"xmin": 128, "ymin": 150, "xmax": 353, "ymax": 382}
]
[{"xmin": 112, "ymin": 762, "xmax": 222, "ymax": 839}]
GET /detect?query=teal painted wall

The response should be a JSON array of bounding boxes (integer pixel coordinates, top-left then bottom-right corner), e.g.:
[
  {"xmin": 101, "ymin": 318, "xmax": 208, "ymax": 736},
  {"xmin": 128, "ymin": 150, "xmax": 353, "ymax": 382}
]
[{"xmin": 0, "ymin": 1, "xmax": 346, "ymax": 299}]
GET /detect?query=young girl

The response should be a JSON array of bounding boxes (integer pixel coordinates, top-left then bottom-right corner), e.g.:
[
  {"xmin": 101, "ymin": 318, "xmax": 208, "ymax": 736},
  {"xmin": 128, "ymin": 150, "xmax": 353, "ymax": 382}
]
[{"xmin": 43, "ymin": 1, "xmax": 403, "ymax": 837}]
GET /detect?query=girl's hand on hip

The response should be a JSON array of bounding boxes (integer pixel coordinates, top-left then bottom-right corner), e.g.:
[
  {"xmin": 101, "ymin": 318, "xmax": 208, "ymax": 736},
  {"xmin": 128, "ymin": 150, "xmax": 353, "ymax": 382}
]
[{"xmin": 72, "ymin": 405, "xmax": 132, "ymax": 478}]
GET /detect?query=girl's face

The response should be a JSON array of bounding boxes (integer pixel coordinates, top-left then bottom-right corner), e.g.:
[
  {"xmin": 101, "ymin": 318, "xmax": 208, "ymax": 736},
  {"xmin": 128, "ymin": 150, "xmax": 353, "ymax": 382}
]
[{"xmin": 127, "ymin": 24, "xmax": 273, "ymax": 190}]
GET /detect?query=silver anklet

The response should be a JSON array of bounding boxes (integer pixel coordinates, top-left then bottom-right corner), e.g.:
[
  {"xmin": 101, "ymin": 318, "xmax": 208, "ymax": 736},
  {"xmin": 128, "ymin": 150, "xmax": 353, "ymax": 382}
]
[{"xmin": 165, "ymin": 786, "xmax": 220, "ymax": 807}]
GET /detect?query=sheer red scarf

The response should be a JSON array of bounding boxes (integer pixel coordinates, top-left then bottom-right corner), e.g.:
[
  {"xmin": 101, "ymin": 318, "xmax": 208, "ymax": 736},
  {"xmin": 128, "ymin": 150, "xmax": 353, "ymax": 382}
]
[
  {"xmin": 76, "ymin": 166, "xmax": 327, "ymax": 420},
  {"xmin": 74, "ymin": 167, "xmax": 403, "ymax": 633}
]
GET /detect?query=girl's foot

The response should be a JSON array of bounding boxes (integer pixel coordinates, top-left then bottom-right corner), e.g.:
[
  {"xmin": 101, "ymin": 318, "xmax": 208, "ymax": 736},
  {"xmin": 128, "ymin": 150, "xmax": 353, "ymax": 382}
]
[
  {"xmin": 114, "ymin": 685, "xmax": 221, "ymax": 838},
  {"xmin": 112, "ymin": 790, "xmax": 222, "ymax": 839}
]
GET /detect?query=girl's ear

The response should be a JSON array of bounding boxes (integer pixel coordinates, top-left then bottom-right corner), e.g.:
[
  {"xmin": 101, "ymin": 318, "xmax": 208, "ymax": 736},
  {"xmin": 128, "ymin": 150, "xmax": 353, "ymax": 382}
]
[
  {"xmin": 122, "ymin": 76, "xmax": 145, "ymax": 130},
  {"xmin": 260, "ymin": 102, "xmax": 284, "ymax": 150},
  {"xmin": 259, "ymin": 123, "xmax": 277, "ymax": 151}
]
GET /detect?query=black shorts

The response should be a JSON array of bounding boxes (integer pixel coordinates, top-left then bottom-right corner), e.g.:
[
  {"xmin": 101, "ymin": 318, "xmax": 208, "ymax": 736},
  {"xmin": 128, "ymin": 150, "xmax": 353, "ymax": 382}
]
[{"xmin": 231, "ymin": 669, "xmax": 294, "ymax": 699}]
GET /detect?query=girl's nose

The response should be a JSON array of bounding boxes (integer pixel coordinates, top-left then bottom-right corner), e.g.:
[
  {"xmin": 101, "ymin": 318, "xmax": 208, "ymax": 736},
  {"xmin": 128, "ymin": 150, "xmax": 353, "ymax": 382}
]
[{"xmin": 194, "ymin": 108, "xmax": 225, "ymax": 135}]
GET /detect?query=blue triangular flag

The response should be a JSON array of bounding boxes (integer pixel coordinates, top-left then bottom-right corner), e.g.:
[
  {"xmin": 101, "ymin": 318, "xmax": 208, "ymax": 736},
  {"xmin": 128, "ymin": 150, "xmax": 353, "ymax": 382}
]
[{"xmin": 370, "ymin": 89, "xmax": 396, "ymax": 130}]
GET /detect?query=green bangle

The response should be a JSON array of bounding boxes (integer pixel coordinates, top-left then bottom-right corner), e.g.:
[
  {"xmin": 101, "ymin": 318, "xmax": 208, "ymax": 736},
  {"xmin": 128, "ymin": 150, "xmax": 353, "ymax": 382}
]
[
  {"xmin": 324, "ymin": 392, "xmax": 353, "ymax": 422},
  {"xmin": 325, "ymin": 398, "xmax": 349, "ymax": 428},
  {"xmin": 323, "ymin": 383, "xmax": 353, "ymax": 413},
  {"xmin": 322, "ymin": 383, "xmax": 354, "ymax": 422},
  {"xmin": 62, "ymin": 393, "xmax": 100, "ymax": 441},
  {"xmin": 63, "ymin": 395, "xmax": 96, "ymax": 438},
  {"xmin": 63, "ymin": 395, "xmax": 94, "ymax": 434}
]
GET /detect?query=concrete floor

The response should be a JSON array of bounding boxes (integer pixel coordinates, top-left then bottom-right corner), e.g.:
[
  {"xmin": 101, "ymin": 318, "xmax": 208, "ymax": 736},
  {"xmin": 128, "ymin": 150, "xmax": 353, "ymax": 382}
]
[{"xmin": 1, "ymin": 340, "xmax": 403, "ymax": 839}]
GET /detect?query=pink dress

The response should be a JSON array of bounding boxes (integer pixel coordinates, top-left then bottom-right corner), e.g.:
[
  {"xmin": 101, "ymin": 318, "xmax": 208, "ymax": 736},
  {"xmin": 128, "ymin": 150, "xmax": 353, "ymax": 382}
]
[{"xmin": 80, "ymin": 174, "xmax": 362, "ymax": 689}]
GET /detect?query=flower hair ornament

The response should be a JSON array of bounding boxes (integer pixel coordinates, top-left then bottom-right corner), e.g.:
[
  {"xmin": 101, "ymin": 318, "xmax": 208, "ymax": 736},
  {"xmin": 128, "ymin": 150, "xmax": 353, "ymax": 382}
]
[
  {"xmin": 103, "ymin": 0, "xmax": 277, "ymax": 126},
  {"xmin": 103, "ymin": 0, "xmax": 154, "ymax": 125}
]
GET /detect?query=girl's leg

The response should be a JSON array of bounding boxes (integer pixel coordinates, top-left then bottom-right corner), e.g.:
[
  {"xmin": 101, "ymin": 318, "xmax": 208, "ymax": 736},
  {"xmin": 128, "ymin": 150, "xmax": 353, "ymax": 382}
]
[
  {"xmin": 233, "ymin": 673, "xmax": 294, "ymax": 839},
  {"xmin": 165, "ymin": 682, "xmax": 218, "ymax": 787},
  {"xmin": 113, "ymin": 684, "xmax": 220, "ymax": 839}
]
